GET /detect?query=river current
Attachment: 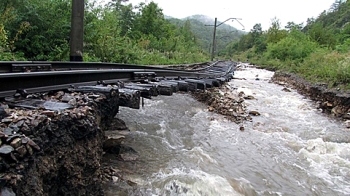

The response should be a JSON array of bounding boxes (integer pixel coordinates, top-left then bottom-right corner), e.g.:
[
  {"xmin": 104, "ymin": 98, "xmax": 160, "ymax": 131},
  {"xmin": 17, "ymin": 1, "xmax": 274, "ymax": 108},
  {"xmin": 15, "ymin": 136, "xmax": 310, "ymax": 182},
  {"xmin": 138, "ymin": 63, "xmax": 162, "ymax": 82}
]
[{"xmin": 104, "ymin": 65, "xmax": 350, "ymax": 196}]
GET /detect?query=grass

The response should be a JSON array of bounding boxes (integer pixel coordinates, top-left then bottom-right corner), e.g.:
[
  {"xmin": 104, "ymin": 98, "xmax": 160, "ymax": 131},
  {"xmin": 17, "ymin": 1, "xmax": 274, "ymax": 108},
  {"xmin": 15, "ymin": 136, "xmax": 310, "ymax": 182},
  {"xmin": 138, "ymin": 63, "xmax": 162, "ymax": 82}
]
[{"xmin": 231, "ymin": 50, "xmax": 350, "ymax": 90}]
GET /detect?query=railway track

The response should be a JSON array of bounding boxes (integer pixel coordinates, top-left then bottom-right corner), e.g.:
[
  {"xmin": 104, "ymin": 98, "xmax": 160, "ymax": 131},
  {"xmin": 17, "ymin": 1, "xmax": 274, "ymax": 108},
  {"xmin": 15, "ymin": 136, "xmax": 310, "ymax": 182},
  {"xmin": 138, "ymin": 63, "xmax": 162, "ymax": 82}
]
[{"xmin": 0, "ymin": 61, "xmax": 236, "ymax": 109}]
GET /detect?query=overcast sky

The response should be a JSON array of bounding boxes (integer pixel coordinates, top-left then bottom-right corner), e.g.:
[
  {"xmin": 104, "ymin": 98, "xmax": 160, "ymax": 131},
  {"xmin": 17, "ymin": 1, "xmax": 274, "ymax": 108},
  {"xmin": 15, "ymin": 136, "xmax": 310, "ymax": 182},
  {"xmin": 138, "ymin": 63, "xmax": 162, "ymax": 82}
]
[{"xmin": 118, "ymin": 0, "xmax": 335, "ymax": 31}]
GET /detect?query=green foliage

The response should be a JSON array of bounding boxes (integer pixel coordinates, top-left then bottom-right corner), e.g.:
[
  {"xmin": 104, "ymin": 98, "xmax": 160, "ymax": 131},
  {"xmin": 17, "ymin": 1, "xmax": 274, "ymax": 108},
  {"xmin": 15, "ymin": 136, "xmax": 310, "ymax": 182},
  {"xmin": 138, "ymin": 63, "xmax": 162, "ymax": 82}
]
[
  {"xmin": 224, "ymin": 23, "xmax": 266, "ymax": 57},
  {"xmin": 335, "ymin": 38, "xmax": 350, "ymax": 53},
  {"xmin": 134, "ymin": 2, "xmax": 170, "ymax": 40},
  {"xmin": 1, "ymin": 0, "xmax": 210, "ymax": 64},
  {"xmin": 266, "ymin": 29, "xmax": 318, "ymax": 62},
  {"xmin": 0, "ymin": 2, "xmax": 27, "ymax": 61},
  {"xmin": 298, "ymin": 50, "xmax": 350, "ymax": 87},
  {"xmin": 266, "ymin": 18, "xmax": 288, "ymax": 44},
  {"xmin": 0, "ymin": 0, "xmax": 72, "ymax": 60},
  {"xmin": 228, "ymin": 0, "xmax": 350, "ymax": 89},
  {"xmin": 84, "ymin": 6, "xmax": 138, "ymax": 63},
  {"xmin": 306, "ymin": 21, "xmax": 337, "ymax": 48},
  {"xmin": 0, "ymin": 24, "xmax": 8, "ymax": 50}
]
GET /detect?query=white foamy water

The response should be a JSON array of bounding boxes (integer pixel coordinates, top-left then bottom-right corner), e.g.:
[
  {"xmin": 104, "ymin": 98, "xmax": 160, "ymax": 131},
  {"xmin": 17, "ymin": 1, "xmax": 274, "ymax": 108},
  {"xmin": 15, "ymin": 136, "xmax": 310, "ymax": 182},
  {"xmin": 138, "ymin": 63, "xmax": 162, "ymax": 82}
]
[{"xmin": 104, "ymin": 64, "xmax": 350, "ymax": 196}]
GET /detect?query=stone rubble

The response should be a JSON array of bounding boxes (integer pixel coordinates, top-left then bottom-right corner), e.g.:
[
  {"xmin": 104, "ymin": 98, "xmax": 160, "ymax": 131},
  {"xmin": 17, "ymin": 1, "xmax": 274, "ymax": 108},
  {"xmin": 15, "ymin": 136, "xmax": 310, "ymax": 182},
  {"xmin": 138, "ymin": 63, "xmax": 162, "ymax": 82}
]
[
  {"xmin": 192, "ymin": 85, "xmax": 254, "ymax": 124},
  {"xmin": 0, "ymin": 87, "xmax": 122, "ymax": 195}
]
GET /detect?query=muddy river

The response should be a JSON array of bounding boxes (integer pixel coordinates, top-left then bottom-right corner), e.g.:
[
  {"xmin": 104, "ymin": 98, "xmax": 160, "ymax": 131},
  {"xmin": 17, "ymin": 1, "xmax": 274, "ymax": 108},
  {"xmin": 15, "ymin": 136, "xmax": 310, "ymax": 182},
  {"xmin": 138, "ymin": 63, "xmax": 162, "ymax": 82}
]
[{"xmin": 104, "ymin": 65, "xmax": 350, "ymax": 196}]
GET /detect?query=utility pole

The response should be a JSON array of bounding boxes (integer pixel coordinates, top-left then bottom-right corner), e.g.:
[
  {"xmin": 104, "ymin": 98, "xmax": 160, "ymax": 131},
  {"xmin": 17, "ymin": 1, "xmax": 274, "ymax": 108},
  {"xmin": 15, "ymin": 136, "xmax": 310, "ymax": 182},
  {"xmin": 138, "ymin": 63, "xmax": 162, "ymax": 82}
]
[
  {"xmin": 211, "ymin": 18, "xmax": 217, "ymax": 61},
  {"xmin": 206, "ymin": 17, "xmax": 244, "ymax": 61},
  {"xmin": 70, "ymin": 0, "xmax": 84, "ymax": 61}
]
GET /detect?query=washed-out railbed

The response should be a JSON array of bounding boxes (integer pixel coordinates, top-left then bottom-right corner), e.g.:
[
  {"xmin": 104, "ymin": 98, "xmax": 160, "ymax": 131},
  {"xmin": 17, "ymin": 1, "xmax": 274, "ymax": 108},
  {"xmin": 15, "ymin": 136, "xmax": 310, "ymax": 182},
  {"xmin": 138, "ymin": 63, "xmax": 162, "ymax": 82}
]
[{"xmin": 0, "ymin": 75, "xmax": 253, "ymax": 195}]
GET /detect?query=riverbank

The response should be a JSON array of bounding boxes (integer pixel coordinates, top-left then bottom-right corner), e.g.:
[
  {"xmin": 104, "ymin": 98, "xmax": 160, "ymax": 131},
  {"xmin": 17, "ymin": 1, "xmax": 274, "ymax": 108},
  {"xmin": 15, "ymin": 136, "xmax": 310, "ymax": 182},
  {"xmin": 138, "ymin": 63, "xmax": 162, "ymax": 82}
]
[
  {"xmin": 271, "ymin": 70, "xmax": 350, "ymax": 124},
  {"xmin": 193, "ymin": 62, "xmax": 350, "ymax": 127}
]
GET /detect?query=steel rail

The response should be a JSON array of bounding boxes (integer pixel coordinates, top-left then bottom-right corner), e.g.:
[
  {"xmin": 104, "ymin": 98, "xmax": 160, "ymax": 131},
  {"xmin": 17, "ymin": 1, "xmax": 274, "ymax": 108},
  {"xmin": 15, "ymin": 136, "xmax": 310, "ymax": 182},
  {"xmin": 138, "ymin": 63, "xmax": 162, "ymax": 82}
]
[
  {"xmin": 0, "ymin": 63, "xmax": 235, "ymax": 98},
  {"xmin": 0, "ymin": 61, "xmax": 215, "ymax": 73}
]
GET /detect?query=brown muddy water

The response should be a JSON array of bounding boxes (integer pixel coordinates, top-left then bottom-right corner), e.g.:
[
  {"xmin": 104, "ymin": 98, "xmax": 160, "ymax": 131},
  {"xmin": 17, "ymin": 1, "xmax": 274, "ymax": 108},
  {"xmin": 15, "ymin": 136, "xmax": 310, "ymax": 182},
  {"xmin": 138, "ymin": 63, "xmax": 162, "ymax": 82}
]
[{"xmin": 103, "ymin": 65, "xmax": 350, "ymax": 196}]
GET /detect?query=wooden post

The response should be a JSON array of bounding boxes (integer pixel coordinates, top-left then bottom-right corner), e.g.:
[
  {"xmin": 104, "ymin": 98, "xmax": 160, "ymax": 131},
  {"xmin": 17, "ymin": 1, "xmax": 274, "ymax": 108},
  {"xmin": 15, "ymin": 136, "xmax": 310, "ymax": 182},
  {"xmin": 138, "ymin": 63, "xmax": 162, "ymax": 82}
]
[{"xmin": 70, "ymin": 0, "xmax": 84, "ymax": 61}]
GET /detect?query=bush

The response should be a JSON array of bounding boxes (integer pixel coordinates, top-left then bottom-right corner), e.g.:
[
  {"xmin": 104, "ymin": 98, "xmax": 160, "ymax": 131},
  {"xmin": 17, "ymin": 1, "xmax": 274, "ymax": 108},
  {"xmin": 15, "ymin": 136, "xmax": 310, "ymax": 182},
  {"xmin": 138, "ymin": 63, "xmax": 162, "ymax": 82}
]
[
  {"xmin": 299, "ymin": 50, "xmax": 350, "ymax": 87},
  {"xmin": 266, "ymin": 30, "xmax": 318, "ymax": 62}
]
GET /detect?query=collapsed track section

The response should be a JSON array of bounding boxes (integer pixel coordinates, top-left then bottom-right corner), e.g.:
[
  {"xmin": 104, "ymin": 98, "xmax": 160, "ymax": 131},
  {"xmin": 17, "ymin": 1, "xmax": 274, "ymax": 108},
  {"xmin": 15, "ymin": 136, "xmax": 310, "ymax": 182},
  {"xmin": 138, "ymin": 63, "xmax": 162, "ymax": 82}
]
[{"xmin": 0, "ymin": 61, "xmax": 236, "ymax": 112}]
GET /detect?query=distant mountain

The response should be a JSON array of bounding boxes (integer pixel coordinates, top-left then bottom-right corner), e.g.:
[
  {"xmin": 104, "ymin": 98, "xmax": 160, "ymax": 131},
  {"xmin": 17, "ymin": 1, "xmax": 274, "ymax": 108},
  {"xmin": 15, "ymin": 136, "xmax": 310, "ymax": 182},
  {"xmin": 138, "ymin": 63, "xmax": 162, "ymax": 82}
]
[
  {"xmin": 184, "ymin": 15, "xmax": 213, "ymax": 25},
  {"xmin": 167, "ymin": 14, "xmax": 245, "ymax": 55}
]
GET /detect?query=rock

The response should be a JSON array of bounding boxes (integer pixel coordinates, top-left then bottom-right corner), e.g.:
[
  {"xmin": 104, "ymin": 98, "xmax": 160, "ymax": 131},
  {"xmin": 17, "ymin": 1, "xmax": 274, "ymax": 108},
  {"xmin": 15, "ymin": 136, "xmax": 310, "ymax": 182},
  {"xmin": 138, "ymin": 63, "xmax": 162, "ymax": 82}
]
[
  {"xmin": 112, "ymin": 176, "xmax": 119, "ymax": 182},
  {"xmin": 55, "ymin": 91, "xmax": 65, "ymax": 99},
  {"xmin": 282, "ymin": 87, "xmax": 291, "ymax": 92},
  {"xmin": 15, "ymin": 145, "xmax": 27, "ymax": 157},
  {"xmin": 343, "ymin": 114, "xmax": 350, "ymax": 120},
  {"xmin": 108, "ymin": 118, "xmax": 129, "ymax": 131},
  {"xmin": 61, "ymin": 94, "xmax": 75, "ymax": 103},
  {"xmin": 88, "ymin": 94, "xmax": 100, "ymax": 99},
  {"xmin": 26, "ymin": 144, "xmax": 33, "ymax": 155},
  {"xmin": 10, "ymin": 138, "xmax": 22, "ymax": 149},
  {"xmin": 249, "ymin": 111, "xmax": 261, "ymax": 116},
  {"xmin": 6, "ymin": 134, "xmax": 21, "ymax": 143},
  {"xmin": 1, "ymin": 118, "xmax": 12, "ymax": 123},
  {"xmin": 16, "ymin": 120, "xmax": 25, "ymax": 127},
  {"xmin": 30, "ymin": 119, "xmax": 40, "ymax": 127},
  {"xmin": 117, "ymin": 131, "xmax": 130, "ymax": 136},
  {"xmin": 68, "ymin": 99, "xmax": 77, "ymax": 106},
  {"xmin": 331, "ymin": 106, "xmax": 343, "ymax": 117},
  {"xmin": 0, "ymin": 107, "xmax": 8, "ymax": 120},
  {"xmin": 345, "ymin": 120, "xmax": 350, "ymax": 128},
  {"xmin": 126, "ymin": 180, "xmax": 137, "ymax": 186},
  {"xmin": 0, "ymin": 145, "xmax": 14, "ymax": 155},
  {"xmin": 119, "ymin": 153, "xmax": 138, "ymax": 161},
  {"xmin": 3, "ymin": 128, "xmax": 13, "ymax": 135},
  {"xmin": 244, "ymin": 95, "xmax": 255, "ymax": 100},
  {"xmin": 9, "ymin": 125, "xmax": 19, "ymax": 133},
  {"xmin": 238, "ymin": 98, "xmax": 245, "ymax": 103},
  {"xmin": 1, "ymin": 187, "xmax": 15, "ymax": 196},
  {"xmin": 27, "ymin": 139, "xmax": 40, "ymax": 151},
  {"xmin": 41, "ymin": 110, "xmax": 55, "ymax": 117},
  {"xmin": 103, "ymin": 131, "xmax": 126, "ymax": 149},
  {"xmin": 10, "ymin": 153, "xmax": 18, "ymax": 162},
  {"xmin": 208, "ymin": 106, "xmax": 214, "ymax": 111},
  {"xmin": 239, "ymin": 126, "xmax": 244, "ymax": 131},
  {"xmin": 20, "ymin": 123, "xmax": 31, "ymax": 135},
  {"xmin": 21, "ymin": 137, "xmax": 29, "ymax": 144}
]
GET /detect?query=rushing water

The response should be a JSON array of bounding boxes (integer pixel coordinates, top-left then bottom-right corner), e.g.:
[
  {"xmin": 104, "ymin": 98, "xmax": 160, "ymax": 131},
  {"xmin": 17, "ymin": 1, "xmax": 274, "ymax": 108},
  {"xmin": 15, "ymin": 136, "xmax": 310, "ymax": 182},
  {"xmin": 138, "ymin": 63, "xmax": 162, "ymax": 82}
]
[{"xmin": 104, "ymin": 65, "xmax": 350, "ymax": 196}]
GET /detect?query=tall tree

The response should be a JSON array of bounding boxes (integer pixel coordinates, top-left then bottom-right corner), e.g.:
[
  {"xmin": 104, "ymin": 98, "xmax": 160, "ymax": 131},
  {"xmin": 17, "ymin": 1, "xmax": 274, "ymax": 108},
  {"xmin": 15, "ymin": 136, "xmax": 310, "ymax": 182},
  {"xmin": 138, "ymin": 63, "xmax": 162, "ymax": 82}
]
[
  {"xmin": 266, "ymin": 17, "xmax": 287, "ymax": 44},
  {"xmin": 134, "ymin": 2, "xmax": 169, "ymax": 39}
]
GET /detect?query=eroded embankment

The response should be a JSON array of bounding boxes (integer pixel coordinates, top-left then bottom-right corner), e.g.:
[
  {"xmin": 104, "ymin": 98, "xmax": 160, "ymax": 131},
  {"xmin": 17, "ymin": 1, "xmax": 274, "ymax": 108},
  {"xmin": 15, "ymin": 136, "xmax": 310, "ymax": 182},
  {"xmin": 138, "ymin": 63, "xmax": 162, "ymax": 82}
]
[
  {"xmin": 271, "ymin": 71, "xmax": 350, "ymax": 120},
  {"xmin": 0, "ymin": 88, "xmax": 121, "ymax": 195}
]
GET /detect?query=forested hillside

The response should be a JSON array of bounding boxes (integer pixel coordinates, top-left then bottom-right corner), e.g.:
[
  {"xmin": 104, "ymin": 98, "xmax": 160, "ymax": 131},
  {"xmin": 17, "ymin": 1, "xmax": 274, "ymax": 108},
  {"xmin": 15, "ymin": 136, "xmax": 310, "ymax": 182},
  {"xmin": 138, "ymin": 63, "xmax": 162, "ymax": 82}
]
[
  {"xmin": 168, "ymin": 15, "xmax": 245, "ymax": 56},
  {"xmin": 226, "ymin": 0, "xmax": 350, "ymax": 89},
  {"xmin": 0, "ymin": 0, "xmax": 214, "ymax": 64}
]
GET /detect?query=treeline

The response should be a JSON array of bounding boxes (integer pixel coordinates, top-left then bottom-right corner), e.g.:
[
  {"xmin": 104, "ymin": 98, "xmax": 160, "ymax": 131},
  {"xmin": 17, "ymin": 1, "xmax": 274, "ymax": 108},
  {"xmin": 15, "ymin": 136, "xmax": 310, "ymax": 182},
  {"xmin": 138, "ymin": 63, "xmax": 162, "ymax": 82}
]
[
  {"xmin": 168, "ymin": 15, "xmax": 244, "ymax": 56},
  {"xmin": 225, "ymin": 0, "xmax": 350, "ymax": 89},
  {"xmin": 0, "ymin": 0, "xmax": 208, "ymax": 64}
]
